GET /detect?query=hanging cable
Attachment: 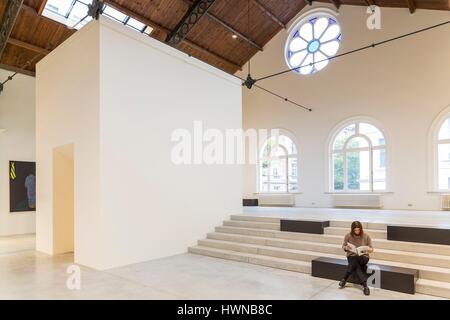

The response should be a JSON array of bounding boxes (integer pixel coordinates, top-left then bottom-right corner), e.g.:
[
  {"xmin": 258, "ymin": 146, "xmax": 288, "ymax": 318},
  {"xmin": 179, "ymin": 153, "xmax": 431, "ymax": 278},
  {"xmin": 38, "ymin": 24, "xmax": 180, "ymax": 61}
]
[
  {"xmin": 254, "ymin": 19, "xmax": 450, "ymax": 83},
  {"xmin": 247, "ymin": 0, "xmax": 251, "ymax": 76},
  {"xmin": 0, "ymin": 53, "xmax": 42, "ymax": 95},
  {"xmin": 231, "ymin": 72, "xmax": 312, "ymax": 111},
  {"xmin": 72, "ymin": 14, "xmax": 89, "ymax": 29},
  {"xmin": 254, "ymin": 84, "xmax": 312, "ymax": 112},
  {"xmin": 234, "ymin": 0, "xmax": 312, "ymax": 112}
]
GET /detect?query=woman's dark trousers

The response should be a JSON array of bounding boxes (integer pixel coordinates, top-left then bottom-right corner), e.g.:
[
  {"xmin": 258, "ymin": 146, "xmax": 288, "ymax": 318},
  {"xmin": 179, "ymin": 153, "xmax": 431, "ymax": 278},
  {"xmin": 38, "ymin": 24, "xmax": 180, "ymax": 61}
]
[{"xmin": 343, "ymin": 255, "xmax": 369, "ymax": 286}]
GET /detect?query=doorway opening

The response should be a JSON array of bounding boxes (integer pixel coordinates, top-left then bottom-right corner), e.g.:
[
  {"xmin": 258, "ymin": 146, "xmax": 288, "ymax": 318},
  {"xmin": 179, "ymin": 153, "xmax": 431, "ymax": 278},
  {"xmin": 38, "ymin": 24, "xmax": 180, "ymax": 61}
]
[{"xmin": 53, "ymin": 144, "xmax": 74, "ymax": 255}]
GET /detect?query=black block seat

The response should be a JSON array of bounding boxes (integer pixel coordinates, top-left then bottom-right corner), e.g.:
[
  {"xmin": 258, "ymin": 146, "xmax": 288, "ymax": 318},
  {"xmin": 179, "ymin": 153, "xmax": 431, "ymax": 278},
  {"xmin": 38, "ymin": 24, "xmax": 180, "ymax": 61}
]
[
  {"xmin": 387, "ymin": 224, "xmax": 450, "ymax": 245},
  {"xmin": 242, "ymin": 199, "xmax": 259, "ymax": 206},
  {"xmin": 280, "ymin": 220, "xmax": 330, "ymax": 234},
  {"xmin": 312, "ymin": 257, "xmax": 419, "ymax": 294}
]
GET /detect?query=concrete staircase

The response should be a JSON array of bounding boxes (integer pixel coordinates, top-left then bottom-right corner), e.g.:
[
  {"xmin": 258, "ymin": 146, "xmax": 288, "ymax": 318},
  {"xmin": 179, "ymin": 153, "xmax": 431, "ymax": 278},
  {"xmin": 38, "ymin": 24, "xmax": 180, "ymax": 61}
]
[{"xmin": 188, "ymin": 215, "xmax": 450, "ymax": 299}]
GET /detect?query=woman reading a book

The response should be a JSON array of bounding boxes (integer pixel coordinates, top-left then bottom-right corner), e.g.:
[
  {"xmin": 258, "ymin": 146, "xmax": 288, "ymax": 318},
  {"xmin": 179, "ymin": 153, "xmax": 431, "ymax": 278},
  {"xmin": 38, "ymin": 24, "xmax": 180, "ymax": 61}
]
[{"xmin": 339, "ymin": 221, "xmax": 374, "ymax": 296}]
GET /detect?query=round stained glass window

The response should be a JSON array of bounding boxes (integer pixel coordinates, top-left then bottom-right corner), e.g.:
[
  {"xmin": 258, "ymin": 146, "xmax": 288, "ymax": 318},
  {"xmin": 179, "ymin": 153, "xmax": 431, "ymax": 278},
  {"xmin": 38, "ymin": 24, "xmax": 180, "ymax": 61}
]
[{"xmin": 285, "ymin": 12, "xmax": 342, "ymax": 75}]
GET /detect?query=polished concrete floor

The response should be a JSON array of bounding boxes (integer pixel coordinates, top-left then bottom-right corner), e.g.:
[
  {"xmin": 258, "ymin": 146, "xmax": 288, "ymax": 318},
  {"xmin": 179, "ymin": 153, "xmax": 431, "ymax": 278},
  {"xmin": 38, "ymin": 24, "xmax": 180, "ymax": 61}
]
[
  {"xmin": 0, "ymin": 235, "xmax": 444, "ymax": 300},
  {"xmin": 243, "ymin": 207, "xmax": 450, "ymax": 227},
  {"xmin": 0, "ymin": 234, "xmax": 35, "ymax": 255}
]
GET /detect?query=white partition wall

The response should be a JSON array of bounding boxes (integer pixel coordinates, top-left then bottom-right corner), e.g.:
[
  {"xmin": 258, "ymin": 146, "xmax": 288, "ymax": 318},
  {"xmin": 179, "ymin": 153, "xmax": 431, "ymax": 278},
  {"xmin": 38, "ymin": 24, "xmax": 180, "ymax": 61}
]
[
  {"xmin": 36, "ymin": 21, "xmax": 102, "ymax": 268},
  {"xmin": 36, "ymin": 17, "xmax": 242, "ymax": 270}
]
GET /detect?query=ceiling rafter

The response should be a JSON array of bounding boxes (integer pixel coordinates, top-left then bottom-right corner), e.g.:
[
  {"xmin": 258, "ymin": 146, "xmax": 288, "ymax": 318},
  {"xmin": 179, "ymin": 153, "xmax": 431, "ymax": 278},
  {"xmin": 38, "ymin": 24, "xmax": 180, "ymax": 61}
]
[
  {"xmin": 406, "ymin": 0, "xmax": 416, "ymax": 14},
  {"xmin": 7, "ymin": 38, "xmax": 50, "ymax": 55},
  {"xmin": 329, "ymin": 0, "xmax": 341, "ymax": 9},
  {"xmin": 181, "ymin": 0, "xmax": 263, "ymax": 51},
  {"xmin": 250, "ymin": 0, "xmax": 285, "ymax": 29},
  {"xmin": 166, "ymin": 0, "xmax": 217, "ymax": 45},
  {"xmin": 38, "ymin": 0, "xmax": 48, "ymax": 15},
  {"xmin": 2, "ymin": 0, "xmax": 448, "ymax": 78},
  {"xmin": 102, "ymin": 0, "xmax": 242, "ymax": 71},
  {"xmin": 0, "ymin": 63, "xmax": 35, "ymax": 77},
  {"xmin": 0, "ymin": 0, "xmax": 24, "ymax": 58}
]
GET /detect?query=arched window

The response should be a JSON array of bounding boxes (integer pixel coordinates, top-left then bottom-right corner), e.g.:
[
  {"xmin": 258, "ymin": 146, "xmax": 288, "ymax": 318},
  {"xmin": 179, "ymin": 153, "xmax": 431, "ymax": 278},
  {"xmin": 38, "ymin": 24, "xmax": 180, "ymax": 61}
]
[
  {"xmin": 260, "ymin": 135, "xmax": 298, "ymax": 193},
  {"xmin": 284, "ymin": 10, "xmax": 342, "ymax": 75},
  {"xmin": 330, "ymin": 122, "xmax": 387, "ymax": 192},
  {"xmin": 436, "ymin": 117, "xmax": 450, "ymax": 190}
]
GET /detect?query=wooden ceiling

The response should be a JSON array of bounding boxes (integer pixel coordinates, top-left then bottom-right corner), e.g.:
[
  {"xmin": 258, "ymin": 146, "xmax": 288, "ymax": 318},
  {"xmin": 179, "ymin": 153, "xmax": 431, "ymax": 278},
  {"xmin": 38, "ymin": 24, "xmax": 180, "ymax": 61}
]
[{"xmin": 1, "ymin": 0, "xmax": 449, "ymax": 78}]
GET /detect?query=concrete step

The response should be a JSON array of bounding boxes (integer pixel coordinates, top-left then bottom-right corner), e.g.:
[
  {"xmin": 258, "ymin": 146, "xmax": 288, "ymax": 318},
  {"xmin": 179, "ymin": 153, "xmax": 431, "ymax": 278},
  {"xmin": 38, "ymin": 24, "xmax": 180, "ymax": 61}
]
[
  {"xmin": 223, "ymin": 220, "xmax": 280, "ymax": 230},
  {"xmin": 207, "ymin": 232, "xmax": 450, "ymax": 269},
  {"xmin": 215, "ymin": 226, "xmax": 450, "ymax": 256},
  {"xmin": 329, "ymin": 220, "xmax": 387, "ymax": 231},
  {"xmin": 189, "ymin": 245, "xmax": 450, "ymax": 298},
  {"xmin": 416, "ymin": 279, "xmax": 450, "ymax": 299},
  {"xmin": 188, "ymin": 246, "xmax": 311, "ymax": 274},
  {"xmin": 197, "ymin": 238, "xmax": 450, "ymax": 283},
  {"xmin": 230, "ymin": 215, "xmax": 387, "ymax": 230},
  {"xmin": 230, "ymin": 215, "xmax": 281, "ymax": 224},
  {"xmin": 324, "ymin": 226, "xmax": 387, "ymax": 239}
]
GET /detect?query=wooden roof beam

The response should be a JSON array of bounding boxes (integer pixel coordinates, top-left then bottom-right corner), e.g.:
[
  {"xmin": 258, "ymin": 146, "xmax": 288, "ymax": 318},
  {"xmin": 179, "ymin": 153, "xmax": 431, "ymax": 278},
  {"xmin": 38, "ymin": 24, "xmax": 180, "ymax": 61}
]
[
  {"xmin": 406, "ymin": 0, "xmax": 416, "ymax": 14},
  {"xmin": 102, "ymin": 0, "xmax": 242, "ymax": 71},
  {"xmin": 181, "ymin": 0, "xmax": 263, "ymax": 51},
  {"xmin": 38, "ymin": 0, "xmax": 48, "ymax": 15},
  {"xmin": 250, "ymin": 0, "xmax": 285, "ymax": 29},
  {"xmin": 0, "ymin": 0, "xmax": 24, "ymax": 58},
  {"xmin": 329, "ymin": 0, "xmax": 342, "ymax": 9},
  {"xmin": 0, "ymin": 63, "xmax": 35, "ymax": 77},
  {"xmin": 7, "ymin": 37, "xmax": 50, "ymax": 55},
  {"xmin": 205, "ymin": 13, "xmax": 263, "ymax": 51}
]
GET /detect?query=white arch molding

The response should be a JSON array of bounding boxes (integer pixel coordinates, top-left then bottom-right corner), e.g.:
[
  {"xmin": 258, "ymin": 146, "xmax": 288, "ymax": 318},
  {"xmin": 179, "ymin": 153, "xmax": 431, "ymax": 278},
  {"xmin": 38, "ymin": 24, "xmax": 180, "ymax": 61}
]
[
  {"xmin": 428, "ymin": 105, "xmax": 450, "ymax": 192},
  {"xmin": 325, "ymin": 116, "xmax": 391, "ymax": 193}
]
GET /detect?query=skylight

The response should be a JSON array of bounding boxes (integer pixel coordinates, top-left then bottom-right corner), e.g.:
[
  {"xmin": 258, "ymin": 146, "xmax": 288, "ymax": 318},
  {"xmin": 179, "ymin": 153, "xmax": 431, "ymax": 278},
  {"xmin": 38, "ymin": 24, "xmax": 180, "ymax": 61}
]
[
  {"xmin": 42, "ymin": 0, "xmax": 154, "ymax": 34},
  {"xmin": 102, "ymin": 5, "xmax": 127, "ymax": 23}
]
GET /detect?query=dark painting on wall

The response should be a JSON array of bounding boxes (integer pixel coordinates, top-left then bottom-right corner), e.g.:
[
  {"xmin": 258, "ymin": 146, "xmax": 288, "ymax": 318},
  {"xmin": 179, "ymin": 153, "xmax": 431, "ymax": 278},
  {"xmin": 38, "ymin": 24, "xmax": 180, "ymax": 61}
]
[{"xmin": 9, "ymin": 161, "xmax": 36, "ymax": 213}]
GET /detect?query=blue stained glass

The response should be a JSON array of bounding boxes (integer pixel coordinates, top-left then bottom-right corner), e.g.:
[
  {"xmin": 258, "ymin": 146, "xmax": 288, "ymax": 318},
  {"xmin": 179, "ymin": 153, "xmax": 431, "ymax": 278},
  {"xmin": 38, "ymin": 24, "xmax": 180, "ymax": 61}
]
[
  {"xmin": 307, "ymin": 40, "xmax": 320, "ymax": 53},
  {"xmin": 286, "ymin": 12, "xmax": 341, "ymax": 75}
]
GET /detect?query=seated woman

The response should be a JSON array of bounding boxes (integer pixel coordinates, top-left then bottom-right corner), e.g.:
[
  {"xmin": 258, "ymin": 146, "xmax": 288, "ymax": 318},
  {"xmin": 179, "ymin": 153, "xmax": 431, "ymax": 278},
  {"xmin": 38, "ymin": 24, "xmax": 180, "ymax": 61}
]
[{"xmin": 339, "ymin": 221, "xmax": 374, "ymax": 296}]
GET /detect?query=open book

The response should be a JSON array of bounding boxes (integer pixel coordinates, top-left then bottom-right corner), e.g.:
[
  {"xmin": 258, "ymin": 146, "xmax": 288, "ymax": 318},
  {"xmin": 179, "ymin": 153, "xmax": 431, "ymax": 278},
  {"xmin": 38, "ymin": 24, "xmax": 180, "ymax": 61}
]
[{"xmin": 347, "ymin": 243, "xmax": 370, "ymax": 256}]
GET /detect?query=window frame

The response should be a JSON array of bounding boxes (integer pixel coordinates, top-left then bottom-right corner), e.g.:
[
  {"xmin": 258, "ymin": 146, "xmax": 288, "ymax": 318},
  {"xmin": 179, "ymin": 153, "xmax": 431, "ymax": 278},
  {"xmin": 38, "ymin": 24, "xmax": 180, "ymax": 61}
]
[
  {"xmin": 328, "ymin": 119, "xmax": 388, "ymax": 193},
  {"xmin": 258, "ymin": 132, "xmax": 300, "ymax": 194},
  {"xmin": 284, "ymin": 8, "xmax": 341, "ymax": 76},
  {"xmin": 429, "ymin": 106, "xmax": 450, "ymax": 192}
]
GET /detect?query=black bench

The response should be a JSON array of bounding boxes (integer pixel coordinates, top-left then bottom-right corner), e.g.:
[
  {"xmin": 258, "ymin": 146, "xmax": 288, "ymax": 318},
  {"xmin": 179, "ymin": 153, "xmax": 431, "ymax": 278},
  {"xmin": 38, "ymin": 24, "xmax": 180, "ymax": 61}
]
[
  {"xmin": 280, "ymin": 219, "xmax": 330, "ymax": 234},
  {"xmin": 388, "ymin": 225, "xmax": 450, "ymax": 245},
  {"xmin": 243, "ymin": 199, "xmax": 259, "ymax": 207},
  {"xmin": 312, "ymin": 257, "xmax": 419, "ymax": 294}
]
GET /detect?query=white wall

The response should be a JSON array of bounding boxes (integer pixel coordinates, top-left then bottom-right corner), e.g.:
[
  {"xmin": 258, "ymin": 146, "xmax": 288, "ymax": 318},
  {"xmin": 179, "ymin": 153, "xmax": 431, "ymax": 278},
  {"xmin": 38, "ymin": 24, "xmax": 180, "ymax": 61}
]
[
  {"xmin": 36, "ymin": 21, "xmax": 102, "ymax": 268},
  {"xmin": 239, "ymin": 4, "xmax": 450, "ymax": 210},
  {"xmin": 99, "ymin": 18, "xmax": 242, "ymax": 268},
  {"xmin": 36, "ymin": 17, "xmax": 242, "ymax": 270},
  {"xmin": 0, "ymin": 69, "xmax": 36, "ymax": 236}
]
